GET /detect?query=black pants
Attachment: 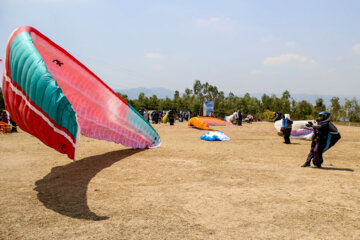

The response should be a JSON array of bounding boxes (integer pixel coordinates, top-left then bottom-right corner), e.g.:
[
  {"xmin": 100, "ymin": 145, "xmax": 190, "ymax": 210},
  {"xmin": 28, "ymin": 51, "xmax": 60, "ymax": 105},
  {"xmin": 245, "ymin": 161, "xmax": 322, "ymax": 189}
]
[
  {"xmin": 313, "ymin": 141, "xmax": 325, "ymax": 166},
  {"xmin": 306, "ymin": 140, "xmax": 324, "ymax": 166},
  {"xmin": 283, "ymin": 128, "xmax": 291, "ymax": 144},
  {"xmin": 237, "ymin": 117, "xmax": 242, "ymax": 126}
]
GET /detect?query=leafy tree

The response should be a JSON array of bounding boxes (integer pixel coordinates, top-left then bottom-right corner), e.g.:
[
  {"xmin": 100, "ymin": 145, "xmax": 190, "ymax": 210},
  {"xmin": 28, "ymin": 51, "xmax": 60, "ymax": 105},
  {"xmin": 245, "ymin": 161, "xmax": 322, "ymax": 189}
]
[
  {"xmin": 148, "ymin": 95, "xmax": 159, "ymax": 110},
  {"xmin": 293, "ymin": 100, "xmax": 313, "ymax": 120},
  {"xmin": 330, "ymin": 97, "xmax": 341, "ymax": 121},
  {"xmin": 271, "ymin": 94, "xmax": 283, "ymax": 113},
  {"xmin": 184, "ymin": 88, "xmax": 193, "ymax": 96},
  {"xmin": 159, "ymin": 97, "xmax": 173, "ymax": 110},
  {"xmin": 132, "ymin": 92, "xmax": 148, "ymax": 110},
  {"xmin": 343, "ymin": 98, "xmax": 360, "ymax": 122},
  {"xmin": 193, "ymin": 80, "xmax": 203, "ymax": 97},
  {"xmin": 117, "ymin": 92, "xmax": 129, "ymax": 103},
  {"xmin": 280, "ymin": 90, "xmax": 291, "ymax": 114},
  {"xmin": 261, "ymin": 94, "xmax": 273, "ymax": 112},
  {"xmin": 262, "ymin": 110, "xmax": 275, "ymax": 121},
  {"xmin": 313, "ymin": 98, "xmax": 326, "ymax": 117}
]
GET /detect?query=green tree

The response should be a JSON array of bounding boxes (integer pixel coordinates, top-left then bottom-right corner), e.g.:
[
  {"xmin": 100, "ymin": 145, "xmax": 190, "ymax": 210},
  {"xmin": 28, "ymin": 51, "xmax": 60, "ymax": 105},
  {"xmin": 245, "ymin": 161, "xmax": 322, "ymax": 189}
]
[
  {"xmin": 343, "ymin": 98, "xmax": 360, "ymax": 122},
  {"xmin": 116, "ymin": 92, "xmax": 129, "ymax": 103},
  {"xmin": 261, "ymin": 94, "xmax": 273, "ymax": 112},
  {"xmin": 293, "ymin": 100, "xmax": 313, "ymax": 119},
  {"xmin": 184, "ymin": 88, "xmax": 193, "ymax": 96},
  {"xmin": 280, "ymin": 90, "xmax": 291, "ymax": 114},
  {"xmin": 193, "ymin": 80, "xmax": 203, "ymax": 97},
  {"xmin": 329, "ymin": 97, "xmax": 341, "ymax": 121},
  {"xmin": 133, "ymin": 92, "xmax": 148, "ymax": 110},
  {"xmin": 159, "ymin": 97, "xmax": 173, "ymax": 110},
  {"xmin": 148, "ymin": 95, "xmax": 159, "ymax": 110},
  {"xmin": 193, "ymin": 80, "xmax": 204, "ymax": 115},
  {"xmin": 313, "ymin": 98, "xmax": 326, "ymax": 116},
  {"xmin": 271, "ymin": 94, "xmax": 283, "ymax": 113}
]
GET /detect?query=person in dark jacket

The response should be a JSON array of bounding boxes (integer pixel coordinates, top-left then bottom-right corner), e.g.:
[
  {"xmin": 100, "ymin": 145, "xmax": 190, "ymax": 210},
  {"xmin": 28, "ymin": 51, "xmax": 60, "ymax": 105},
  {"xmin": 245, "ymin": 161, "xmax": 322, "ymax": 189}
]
[
  {"xmin": 1, "ymin": 110, "xmax": 9, "ymax": 124},
  {"xmin": 301, "ymin": 111, "xmax": 341, "ymax": 168},
  {"xmin": 237, "ymin": 109, "xmax": 242, "ymax": 126},
  {"xmin": 9, "ymin": 117, "xmax": 17, "ymax": 132},
  {"xmin": 152, "ymin": 111, "xmax": 159, "ymax": 124},
  {"xmin": 272, "ymin": 112, "xmax": 283, "ymax": 122},
  {"xmin": 302, "ymin": 120, "xmax": 320, "ymax": 167},
  {"xmin": 281, "ymin": 114, "xmax": 293, "ymax": 144},
  {"xmin": 168, "ymin": 110, "xmax": 175, "ymax": 125}
]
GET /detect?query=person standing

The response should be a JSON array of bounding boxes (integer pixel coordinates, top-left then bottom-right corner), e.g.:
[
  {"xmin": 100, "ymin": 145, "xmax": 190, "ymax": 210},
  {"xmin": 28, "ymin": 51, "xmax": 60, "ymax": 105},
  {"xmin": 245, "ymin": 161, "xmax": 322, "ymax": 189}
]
[
  {"xmin": 1, "ymin": 110, "xmax": 9, "ymax": 124},
  {"xmin": 169, "ymin": 110, "xmax": 175, "ymax": 125},
  {"xmin": 302, "ymin": 120, "xmax": 320, "ymax": 167},
  {"xmin": 281, "ymin": 114, "xmax": 293, "ymax": 144},
  {"xmin": 301, "ymin": 111, "xmax": 341, "ymax": 168},
  {"xmin": 237, "ymin": 109, "xmax": 242, "ymax": 126},
  {"xmin": 231, "ymin": 110, "xmax": 238, "ymax": 125}
]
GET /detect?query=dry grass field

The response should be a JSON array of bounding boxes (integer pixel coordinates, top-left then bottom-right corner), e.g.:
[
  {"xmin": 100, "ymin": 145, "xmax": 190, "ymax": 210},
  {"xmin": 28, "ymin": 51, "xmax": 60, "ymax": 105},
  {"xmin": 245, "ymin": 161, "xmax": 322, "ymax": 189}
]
[{"xmin": 0, "ymin": 122, "xmax": 359, "ymax": 239}]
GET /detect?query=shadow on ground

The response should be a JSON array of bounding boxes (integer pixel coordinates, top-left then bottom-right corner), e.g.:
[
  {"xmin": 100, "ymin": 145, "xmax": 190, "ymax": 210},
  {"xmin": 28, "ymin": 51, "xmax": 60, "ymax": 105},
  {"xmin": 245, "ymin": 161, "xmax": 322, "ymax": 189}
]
[
  {"xmin": 34, "ymin": 149, "xmax": 143, "ymax": 221},
  {"xmin": 318, "ymin": 167, "xmax": 354, "ymax": 172}
]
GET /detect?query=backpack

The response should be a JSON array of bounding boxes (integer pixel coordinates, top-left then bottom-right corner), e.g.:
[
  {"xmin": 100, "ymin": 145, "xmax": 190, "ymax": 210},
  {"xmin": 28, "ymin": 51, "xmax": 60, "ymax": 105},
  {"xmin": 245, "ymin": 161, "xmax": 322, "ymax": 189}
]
[{"xmin": 323, "ymin": 122, "xmax": 341, "ymax": 153}]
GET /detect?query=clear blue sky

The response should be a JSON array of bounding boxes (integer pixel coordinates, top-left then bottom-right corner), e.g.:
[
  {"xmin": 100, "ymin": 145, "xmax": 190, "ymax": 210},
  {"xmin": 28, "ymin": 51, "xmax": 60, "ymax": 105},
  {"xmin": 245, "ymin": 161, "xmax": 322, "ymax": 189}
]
[{"xmin": 1, "ymin": 0, "xmax": 359, "ymax": 97}]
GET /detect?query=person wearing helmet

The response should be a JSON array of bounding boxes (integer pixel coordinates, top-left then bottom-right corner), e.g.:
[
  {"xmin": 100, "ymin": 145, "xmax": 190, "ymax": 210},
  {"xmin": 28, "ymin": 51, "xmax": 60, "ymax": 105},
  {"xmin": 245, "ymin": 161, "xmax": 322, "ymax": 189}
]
[
  {"xmin": 272, "ymin": 112, "xmax": 283, "ymax": 122},
  {"xmin": 301, "ymin": 111, "xmax": 341, "ymax": 168}
]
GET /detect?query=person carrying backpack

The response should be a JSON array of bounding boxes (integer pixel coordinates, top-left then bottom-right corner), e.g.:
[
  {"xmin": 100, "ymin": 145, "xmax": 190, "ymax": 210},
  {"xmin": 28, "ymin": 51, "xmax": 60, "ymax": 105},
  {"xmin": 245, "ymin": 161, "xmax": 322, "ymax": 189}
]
[{"xmin": 301, "ymin": 111, "xmax": 341, "ymax": 168}]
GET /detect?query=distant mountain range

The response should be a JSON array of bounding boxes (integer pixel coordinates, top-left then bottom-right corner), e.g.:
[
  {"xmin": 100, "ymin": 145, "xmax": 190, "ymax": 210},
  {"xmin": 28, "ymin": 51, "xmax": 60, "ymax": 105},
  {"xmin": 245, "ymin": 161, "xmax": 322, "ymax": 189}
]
[{"xmin": 114, "ymin": 87, "xmax": 356, "ymax": 106}]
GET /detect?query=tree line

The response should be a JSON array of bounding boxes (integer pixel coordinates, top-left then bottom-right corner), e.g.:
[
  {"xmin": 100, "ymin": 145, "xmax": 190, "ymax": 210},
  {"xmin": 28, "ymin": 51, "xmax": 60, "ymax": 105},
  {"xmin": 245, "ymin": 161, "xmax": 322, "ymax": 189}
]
[
  {"xmin": 1, "ymin": 80, "xmax": 359, "ymax": 122},
  {"xmin": 117, "ymin": 80, "xmax": 360, "ymax": 122}
]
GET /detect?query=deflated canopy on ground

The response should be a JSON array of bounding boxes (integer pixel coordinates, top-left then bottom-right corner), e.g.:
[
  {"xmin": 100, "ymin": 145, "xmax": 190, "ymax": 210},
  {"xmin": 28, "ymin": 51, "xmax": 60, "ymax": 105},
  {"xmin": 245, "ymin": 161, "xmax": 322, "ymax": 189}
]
[
  {"xmin": 274, "ymin": 119, "xmax": 315, "ymax": 140},
  {"xmin": 2, "ymin": 26, "xmax": 161, "ymax": 160},
  {"xmin": 200, "ymin": 131, "xmax": 230, "ymax": 141},
  {"xmin": 188, "ymin": 117, "xmax": 232, "ymax": 130}
]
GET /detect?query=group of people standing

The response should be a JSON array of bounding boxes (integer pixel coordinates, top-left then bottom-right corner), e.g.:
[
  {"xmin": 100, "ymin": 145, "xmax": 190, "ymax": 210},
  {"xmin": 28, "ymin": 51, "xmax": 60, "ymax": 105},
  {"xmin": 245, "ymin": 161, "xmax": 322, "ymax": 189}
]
[
  {"xmin": 139, "ymin": 110, "xmax": 191, "ymax": 125},
  {"xmin": 229, "ymin": 109, "xmax": 254, "ymax": 125},
  {"xmin": 179, "ymin": 111, "xmax": 191, "ymax": 122},
  {"xmin": 233, "ymin": 109, "xmax": 243, "ymax": 126},
  {"xmin": 277, "ymin": 111, "xmax": 341, "ymax": 168}
]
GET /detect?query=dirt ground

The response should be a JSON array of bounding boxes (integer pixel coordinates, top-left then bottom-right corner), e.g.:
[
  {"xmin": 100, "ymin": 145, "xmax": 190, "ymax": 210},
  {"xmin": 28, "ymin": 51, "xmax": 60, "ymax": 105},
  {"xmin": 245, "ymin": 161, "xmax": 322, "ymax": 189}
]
[{"xmin": 0, "ymin": 122, "xmax": 359, "ymax": 240}]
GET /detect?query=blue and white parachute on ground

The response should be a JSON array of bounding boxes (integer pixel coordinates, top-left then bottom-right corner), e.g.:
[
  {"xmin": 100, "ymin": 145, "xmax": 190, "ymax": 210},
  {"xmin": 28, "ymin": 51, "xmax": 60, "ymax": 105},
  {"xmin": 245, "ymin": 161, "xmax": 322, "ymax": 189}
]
[{"xmin": 200, "ymin": 131, "xmax": 230, "ymax": 141}]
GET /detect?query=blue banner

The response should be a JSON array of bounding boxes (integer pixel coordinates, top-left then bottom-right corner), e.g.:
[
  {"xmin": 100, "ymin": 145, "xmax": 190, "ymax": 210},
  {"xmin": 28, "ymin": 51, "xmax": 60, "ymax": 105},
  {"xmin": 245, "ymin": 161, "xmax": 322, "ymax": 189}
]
[{"xmin": 203, "ymin": 101, "xmax": 214, "ymax": 116}]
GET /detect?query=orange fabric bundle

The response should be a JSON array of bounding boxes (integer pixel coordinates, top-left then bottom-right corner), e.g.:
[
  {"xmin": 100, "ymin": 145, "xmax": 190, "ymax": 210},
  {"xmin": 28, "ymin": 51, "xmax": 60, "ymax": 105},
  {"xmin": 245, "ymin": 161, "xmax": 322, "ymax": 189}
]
[{"xmin": 188, "ymin": 117, "xmax": 232, "ymax": 130}]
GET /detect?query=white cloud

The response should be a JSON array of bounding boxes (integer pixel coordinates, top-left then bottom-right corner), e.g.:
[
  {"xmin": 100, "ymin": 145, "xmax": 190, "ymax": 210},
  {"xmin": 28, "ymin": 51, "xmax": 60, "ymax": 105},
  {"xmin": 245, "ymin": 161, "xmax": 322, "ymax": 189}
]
[
  {"xmin": 196, "ymin": 17, "xmax": 237, "ymax": 30},
  {"xmin": 352, "ymin": 43, "xmax": 360, "ymax": 54},
  {"xmin": 285, "ymin": 41, "xmax": 296, "ymax": 47},
  {"xmin": 264, "ymin": 54, "xmax": 316, "ymax": 66},
  {"xmin": 152, "ymin": 64, "xmax": 165, "ymax": 71},
  {"xmin": 144, "ymin": 52, "xmax": 162, "ymax": 59},
  {"xmin": 250, "ymin": 69, "xmax": 263, "ymax": 75}
]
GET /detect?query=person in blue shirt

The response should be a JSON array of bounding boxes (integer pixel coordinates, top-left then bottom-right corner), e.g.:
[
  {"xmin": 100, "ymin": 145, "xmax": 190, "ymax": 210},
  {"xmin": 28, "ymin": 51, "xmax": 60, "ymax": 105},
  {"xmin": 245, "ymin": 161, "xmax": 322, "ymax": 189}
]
[{"xmin": 281, "ymin": 114, "xmax": 293, "ymax": 144}]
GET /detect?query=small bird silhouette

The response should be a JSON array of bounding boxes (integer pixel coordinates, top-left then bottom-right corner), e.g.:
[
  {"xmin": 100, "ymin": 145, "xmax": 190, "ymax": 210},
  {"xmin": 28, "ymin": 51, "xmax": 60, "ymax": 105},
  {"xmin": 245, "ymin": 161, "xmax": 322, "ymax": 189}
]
[{"xmin": 52, "ymin": 59, "xmax": 64, "ymax": 66}]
